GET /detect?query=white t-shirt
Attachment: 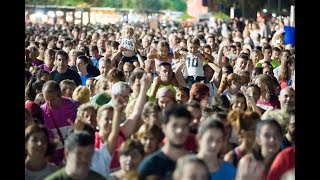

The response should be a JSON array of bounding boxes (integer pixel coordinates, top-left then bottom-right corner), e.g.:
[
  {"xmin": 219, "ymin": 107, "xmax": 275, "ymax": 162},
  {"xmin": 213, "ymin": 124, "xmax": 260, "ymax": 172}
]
[
  {"xmin": 183, "ymin": 52, "xmax": 204, "ymax": 77},
  {"xmin": 207, "ymin": 81, "xmax": 218, "ymax": 97},
  {"xmin": 25, "ymin": 163, "xmax": 58, "ymax": 180},
  {"xmin": 90, "ymin": 144, "xmax": 112, "ymax": 177},
  {"xmin": 273, "ymin": 65, "xmax": 281, "ymax": 80}
]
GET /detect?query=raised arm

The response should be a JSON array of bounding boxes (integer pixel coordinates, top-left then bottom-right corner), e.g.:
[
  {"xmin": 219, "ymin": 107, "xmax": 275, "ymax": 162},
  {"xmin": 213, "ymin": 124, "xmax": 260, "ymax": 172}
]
[
  {"xmin": 147, "ymin": 48, "xmax": 158, "ymax": 60},
  {"xmin": 106, "ymin": 96, "xmax": 124, "ymax": 154},
  {"xmin": 207, "ymin": 60, "xmax": 222, "ymax": 87},
  {"xmin": 149, "ymin": 76, "xmax": 161, "ymax": 99},
  {"xmin": 111, "ymin": 47, "xmax": 124, "ymax": 63},
  {"xmin": 216, "ymin": 45, "xmax": 225, "ymax": 67},
  {"xmin": 136, "ymin": 53, "xmax": 145, "ymax": 68},
  {"xmin": 121, "ymin": 73, "xmax": 152, "ymax": 138},
  {"xmin": 173, "ymin": 62, "xmax": 187, "ymax": 87}
]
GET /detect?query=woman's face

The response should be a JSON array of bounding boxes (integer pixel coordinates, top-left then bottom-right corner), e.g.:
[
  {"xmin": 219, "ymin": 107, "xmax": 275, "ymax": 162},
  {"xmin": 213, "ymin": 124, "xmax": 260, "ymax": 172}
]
[
  {"xmin": 198, "ymin": 128, "xmax": 224, "ymax": 157},
  {"xmin": 257, "ymin": 123, "xmax": 281, "ymax": 158},
  {"xmin": 140, "ymin": 133, "xmax": 160, "ymax": 154},
  {"xmin": 26, "ymin": 131, "xmax": 48, "ymax": 158},
  {"xmin": 254, "ymin": 79, "xmax": 265, "ymax": 94},
  {"xmin": 246, "ymin": 87, "xmax": 260, "ymax": 103},
  {"xmin": 158, "ymin": 47, "xmax": 170, "ymax": 59},
  {"xmin": 231, "ymin": 96, "xmax": 246, "ymax": 111},
  {"xmin": 119, "ymin": 149, "xmax": 143, "ymax": 172}
]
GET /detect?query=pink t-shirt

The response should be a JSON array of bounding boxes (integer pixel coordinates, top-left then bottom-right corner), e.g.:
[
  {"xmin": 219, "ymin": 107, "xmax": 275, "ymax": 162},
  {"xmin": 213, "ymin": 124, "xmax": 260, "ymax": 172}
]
[
  {"xmin": 41, "ymin": 97, "xmax": 79, "ymax": 165},
  {"xmin": 94, "ymin": 128, "xmax": 126, "ymax": 172}
]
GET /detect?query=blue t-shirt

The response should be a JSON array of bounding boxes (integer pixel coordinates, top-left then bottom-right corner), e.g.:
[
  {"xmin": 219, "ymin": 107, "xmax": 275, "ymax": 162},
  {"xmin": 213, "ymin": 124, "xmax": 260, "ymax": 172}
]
[
  {"xmin": 138, "ymin": 150, "xmax": 175, "ymax": 180},
  {"xmin": 80, "ymin": 74, "xmax": 92, "ymax": 86},
  {"xmin": 210, "ymin": 161, "xmax": 236, "ymax": 180},
  {"xmin": 284, "ymin": 26, "xmax": 295, "ymax": 46},
  {"xmin": 90, "ymin": 56, "xmax": 103, "ymax": 69}
]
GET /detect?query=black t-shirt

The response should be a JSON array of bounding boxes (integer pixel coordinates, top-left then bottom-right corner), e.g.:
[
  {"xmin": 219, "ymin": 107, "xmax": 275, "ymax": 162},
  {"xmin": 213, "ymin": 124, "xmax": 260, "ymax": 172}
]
[
  {"xmin": 50, "ymin": 68, "xmax": 82, "ymax": 86},
  {"xmin": 138, "ymin": 150, "xmax": 176, "ymax": 180}
]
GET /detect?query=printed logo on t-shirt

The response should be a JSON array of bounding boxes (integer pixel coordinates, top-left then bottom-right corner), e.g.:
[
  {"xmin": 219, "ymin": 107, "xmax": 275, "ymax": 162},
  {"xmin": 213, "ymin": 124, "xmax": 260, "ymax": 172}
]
[
  {"xmin": 186, "ymin": 53, "xmax": 199, "ymax": 67},
  {"xmin": 121, "ymin": 38, "xmax": 134, "ymax": 51},
  {"xmin": 51, "ymin": 125, "xmax": 71, "ymax": 149}
]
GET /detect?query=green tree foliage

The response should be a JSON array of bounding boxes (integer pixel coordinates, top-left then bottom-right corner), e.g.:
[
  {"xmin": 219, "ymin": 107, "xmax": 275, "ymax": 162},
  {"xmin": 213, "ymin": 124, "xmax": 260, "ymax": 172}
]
[
  {"xmin": 121, "ymin": 0, "xmax": 136, "ymax": 9},
  {"xmin": 161, "ymin": 0, "xmax": 171, "ymax": 10},
  {"xmin": 136, "ymin": 0, "xmax": 161, "ymax": 12},
  {"xmin": 170, "ymin": 0, "xmax": 186, "ymax": 11},
  {"xmin": 25, "ymin": 0, "xmax": 57, "ymax": 5},
  {"xmin": 26, "ymin": 0, "xmax": 187, "ymax": 11},
  {"xmin": 103, "ymin": 0, "xmax": 122, "ymax": 8},
  {"xmin": 63, "ymin": 0, "xmax": 83, "ymax": 6}
]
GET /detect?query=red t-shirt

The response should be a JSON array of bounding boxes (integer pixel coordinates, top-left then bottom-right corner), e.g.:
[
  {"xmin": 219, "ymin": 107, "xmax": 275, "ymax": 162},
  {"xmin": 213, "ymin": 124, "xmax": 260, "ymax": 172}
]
[{"xmin": 267, "ymin": 146, "xmax": 295, "ymax": 180}]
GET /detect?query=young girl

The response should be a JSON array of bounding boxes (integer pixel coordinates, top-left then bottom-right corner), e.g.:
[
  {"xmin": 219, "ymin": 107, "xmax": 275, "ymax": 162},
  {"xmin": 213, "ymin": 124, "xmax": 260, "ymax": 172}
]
[
  {"xmin": 117, "ymin": 25, "xmax": 140, "ymax": 69},
  {"xmin": 25, "ymin": 124, "xmax": 58, "ymax": 180},
  {"xmin": 136, "ymin": 124, "xmax": 164, "ymax": 156},
  {"xmin": 147, "ymin": 40, "xmax": 172, "ymax": 73},
  {"xmin": 111, "ymin": 139, "xmax": 145, "ymax": 180},
  {"xmin": 196, "ymin": 118, "xmax": 236, "ymax": 180},
  {"xmin": 224, "ymin": 110, "xmax": 260, "ymax": 167},
  {"xmin": 254, "ymin": 74, "xmax": 280, "ymax": 112}
]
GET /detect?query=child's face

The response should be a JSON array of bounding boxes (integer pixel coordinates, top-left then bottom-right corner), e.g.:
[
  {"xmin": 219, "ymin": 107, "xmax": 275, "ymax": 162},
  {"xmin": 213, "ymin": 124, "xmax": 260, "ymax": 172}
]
[
  {"xmin": 204, "ymin": 48, "xmax": 211, "ymax": 55},
  {"xmin": 187, "ymin": 43, "xmax": 199, "ymax": 54},
  {"xmin": 251, "ymin": 52, "xmax": 258, "ymax": 61},
  {"xmin": 263, "ymin": 49, "xmax": 272, "ymax": 59},
  {"xmin": 140, "ymin": 133, "xmax": 160, "ymax": 154},
  {"xmin": 119, "ymin": 149, "xmax": 143, "ymax": 171},
  {"xmin": 272, "ymin": 51, "xmax": 280, "ymax": 59},
  {"xmin": 125, "ymin": 29, "xmax": 134, "ymax": 38},
  {"xmin": 158, "ymin": 47, "xmax": 170, "ymax": 59},
  {"xmin": 230, "ymin": 48, "xmax": 237, "ymax": 55}
]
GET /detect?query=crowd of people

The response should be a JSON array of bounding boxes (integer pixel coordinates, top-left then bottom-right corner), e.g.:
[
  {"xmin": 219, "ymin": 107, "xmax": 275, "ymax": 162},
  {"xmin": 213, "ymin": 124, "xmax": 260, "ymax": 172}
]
[{"xmin": 25, "ymin": 14, "xmax": 295, "ymax": 180}]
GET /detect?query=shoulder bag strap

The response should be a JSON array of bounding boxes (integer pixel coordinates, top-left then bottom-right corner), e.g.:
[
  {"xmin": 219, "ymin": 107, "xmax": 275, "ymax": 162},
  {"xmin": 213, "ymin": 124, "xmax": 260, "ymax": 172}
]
[{"xmin": 48, "ymin": 107, "xmax": 65, "ymax": 145}]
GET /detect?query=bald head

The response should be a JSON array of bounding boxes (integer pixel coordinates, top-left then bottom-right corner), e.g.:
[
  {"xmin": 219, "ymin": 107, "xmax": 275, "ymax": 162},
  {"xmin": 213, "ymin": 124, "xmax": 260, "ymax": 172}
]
[{"xmin": 279, "ymin": 87, "xmax": 295, "ymax": 113}]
